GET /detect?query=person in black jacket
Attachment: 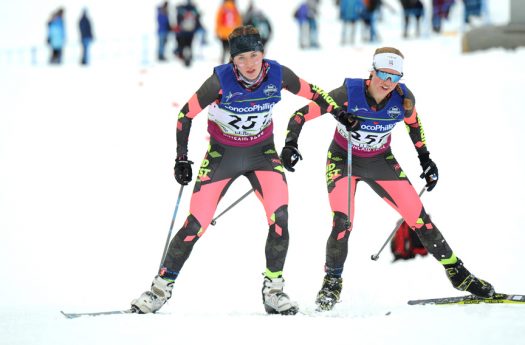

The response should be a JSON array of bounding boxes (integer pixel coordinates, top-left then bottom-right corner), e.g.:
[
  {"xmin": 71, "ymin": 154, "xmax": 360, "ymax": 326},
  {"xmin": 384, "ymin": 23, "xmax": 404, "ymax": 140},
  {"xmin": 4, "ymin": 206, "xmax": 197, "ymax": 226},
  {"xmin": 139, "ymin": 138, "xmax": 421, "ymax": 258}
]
[
  {"xmin": 243, "ymin": 1, "xmax": 272, "ymax": 49},
  {"xmin": 174, "ymin": 0, "xmax": 202, "ymax": 66},
  {"xmin": 399, "ymin": 0, "xmax": 424, "ymax": 38},
  {"xmin": 79, "ymin": 9, "xmax": 94, "ymax": 65},
  {"xmin": 362, "ymin": 0, "xmax": 380, "ymax": 42}
]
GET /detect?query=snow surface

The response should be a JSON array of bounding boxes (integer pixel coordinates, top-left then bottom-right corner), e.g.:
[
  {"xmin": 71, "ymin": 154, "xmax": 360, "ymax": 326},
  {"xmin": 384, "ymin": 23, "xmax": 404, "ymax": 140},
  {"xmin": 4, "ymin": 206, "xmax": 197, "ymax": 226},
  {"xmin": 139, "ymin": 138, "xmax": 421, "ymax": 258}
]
[{"xmin": 1, "ymin": 1, "xmax": 524, "ymax": 344}]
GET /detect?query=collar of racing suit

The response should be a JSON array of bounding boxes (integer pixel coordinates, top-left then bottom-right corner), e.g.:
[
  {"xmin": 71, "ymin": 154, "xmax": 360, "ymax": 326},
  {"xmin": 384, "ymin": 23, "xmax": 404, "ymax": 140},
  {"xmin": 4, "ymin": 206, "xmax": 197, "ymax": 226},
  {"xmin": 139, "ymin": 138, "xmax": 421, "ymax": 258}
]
[{"xmin": 233, "ymin": 61, "xmax": 270, "ymax": 91}]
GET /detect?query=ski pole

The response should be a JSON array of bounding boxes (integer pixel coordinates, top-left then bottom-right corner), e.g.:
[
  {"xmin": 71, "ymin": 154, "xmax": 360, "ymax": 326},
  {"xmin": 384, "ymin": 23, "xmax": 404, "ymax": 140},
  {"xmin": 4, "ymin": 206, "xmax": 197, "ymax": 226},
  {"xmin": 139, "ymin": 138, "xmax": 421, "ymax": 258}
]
[
  {"xmin": 210, "ymin": 188, "xmax": 254, "ymax": 225},
  {"xmin": 159, "ymin": 185, "xmax": 186, "ymax": 269},
  {"xmin": 345, "ymin": 131, "xmax": 353, "ymax": 229},
  {"xmin": 370, "ymin": 186, "xmax": 426, "ymax": 261}
]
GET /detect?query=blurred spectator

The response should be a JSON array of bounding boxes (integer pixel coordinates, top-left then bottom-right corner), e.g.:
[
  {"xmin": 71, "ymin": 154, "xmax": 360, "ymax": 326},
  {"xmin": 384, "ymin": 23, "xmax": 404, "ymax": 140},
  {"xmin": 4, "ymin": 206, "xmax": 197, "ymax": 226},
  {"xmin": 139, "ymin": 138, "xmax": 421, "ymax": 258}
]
[
  {"xmin": 156, "ymin": 1, "xmax": 171, "ymax": 61},
  {"xmin": 215, "ymin": 0, "xmax": 242, "ymax": 63},
  {"xmin": 174, "ymin": 0, "xmax": 202, "ymax": 66},
  {"xmin": 399, "ymin": 0, "xmax": 424, "ymax": 38},
  {"xmin": 193, "ymin": 13, "xmax": 209, "ymax": 60},
  {"xmin": 294, "ymin": 0, "xmax": 319, "ymax": 49},
  {"xmin": 307, "ymin": 0, "xmax": 320, "ymax": 48},
  {"xmin": 338, "ymin": 0, "xmax": 364, "ymax": 45},
  {"xmin": 195, "ymin": 14, "xmax": 208, "ymax": 46},
  {"xmin": 243, "ymin": 1, "xmax": 272, "ymax": 49},
  {"xmin": 362, "ymin": 0, "xmax": 381, "ymax": 43},
  {"xmin": 79, "ymin": 8, "xmax": 94, "ymax": 65},
  {"xmin": 463, "ymin": 0, "xmax": 481, "ymax": 25},
  {"xmin": 47, "ymin": 8, "xmax": 66, "ymax": 64},
  {"xmin": 294, "ymin": 1, "xmax": 310, "ymax": 49},
  {"xmin": 431, "ymin": 0, "xmax": 455, "ymax": 33}
]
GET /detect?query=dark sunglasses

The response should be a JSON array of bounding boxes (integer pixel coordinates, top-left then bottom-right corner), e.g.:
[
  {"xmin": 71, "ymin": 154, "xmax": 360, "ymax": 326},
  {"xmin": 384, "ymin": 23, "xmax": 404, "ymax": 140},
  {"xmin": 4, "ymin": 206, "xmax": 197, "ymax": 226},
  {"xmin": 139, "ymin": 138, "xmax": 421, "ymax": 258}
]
[{"xmin": 374, "ymin": 68, "xmax": 403, "ymax": 83}]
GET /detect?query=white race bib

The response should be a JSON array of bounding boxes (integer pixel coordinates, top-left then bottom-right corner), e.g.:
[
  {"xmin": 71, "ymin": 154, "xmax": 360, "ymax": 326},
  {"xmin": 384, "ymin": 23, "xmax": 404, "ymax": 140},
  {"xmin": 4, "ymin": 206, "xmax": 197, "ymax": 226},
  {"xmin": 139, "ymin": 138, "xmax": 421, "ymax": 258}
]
[{"xmin": 208, "ymin": 103, "xmax": 274, "ymax": 137}]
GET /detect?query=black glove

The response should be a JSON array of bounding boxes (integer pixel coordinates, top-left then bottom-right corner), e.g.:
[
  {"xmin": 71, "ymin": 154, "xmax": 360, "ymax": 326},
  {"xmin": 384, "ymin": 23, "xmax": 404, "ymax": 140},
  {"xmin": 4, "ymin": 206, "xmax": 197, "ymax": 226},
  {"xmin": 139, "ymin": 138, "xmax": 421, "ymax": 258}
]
[
  {"xmin": 280, "ymin": 142, "xmax": 303, "ymax": 172},
  {"xmin": 174, "ymin": 156, "xmax": 194, "ymax": 185},
  {"xmin": 418, "ymin": 152, "xmax": 438, "ymax": 191},
  {"xmin": 333, "ymin": 109, "xmax": 360, "ymax": 131}
]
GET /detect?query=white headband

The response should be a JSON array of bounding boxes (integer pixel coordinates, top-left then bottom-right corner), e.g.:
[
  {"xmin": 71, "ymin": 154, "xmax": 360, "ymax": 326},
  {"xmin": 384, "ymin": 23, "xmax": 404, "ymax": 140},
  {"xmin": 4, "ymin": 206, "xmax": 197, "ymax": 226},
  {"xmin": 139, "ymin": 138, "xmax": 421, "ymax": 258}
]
[{"xmin": 373, "ymin": 52, "xmax": 403, "ymax": 74}]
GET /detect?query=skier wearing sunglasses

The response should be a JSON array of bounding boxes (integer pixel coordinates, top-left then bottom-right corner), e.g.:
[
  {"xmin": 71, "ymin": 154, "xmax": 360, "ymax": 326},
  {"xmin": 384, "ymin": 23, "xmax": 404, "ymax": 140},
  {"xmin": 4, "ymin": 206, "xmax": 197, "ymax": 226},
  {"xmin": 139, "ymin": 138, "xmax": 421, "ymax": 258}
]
[{"xmin": 280, "ymin": 46, "xmax": 495, "ymax": 311}]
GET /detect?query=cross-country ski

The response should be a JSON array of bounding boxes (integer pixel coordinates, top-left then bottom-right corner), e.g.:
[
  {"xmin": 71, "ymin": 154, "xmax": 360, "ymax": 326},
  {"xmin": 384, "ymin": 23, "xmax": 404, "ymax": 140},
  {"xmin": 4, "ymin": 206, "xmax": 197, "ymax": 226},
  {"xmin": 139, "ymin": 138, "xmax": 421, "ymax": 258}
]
[{"xmin": 408, "ymin": 293, "xmax": 525, "ymax": 306}]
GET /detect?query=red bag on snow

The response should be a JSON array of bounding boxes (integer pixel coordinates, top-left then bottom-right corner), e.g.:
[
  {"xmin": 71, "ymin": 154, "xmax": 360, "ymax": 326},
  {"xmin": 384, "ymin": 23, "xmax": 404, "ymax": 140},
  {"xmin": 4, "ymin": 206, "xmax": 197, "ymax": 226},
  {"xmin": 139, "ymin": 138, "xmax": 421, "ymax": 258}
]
[{"xmin": 390, "ymin": 219, "xmax": 428, "ymax": 261}]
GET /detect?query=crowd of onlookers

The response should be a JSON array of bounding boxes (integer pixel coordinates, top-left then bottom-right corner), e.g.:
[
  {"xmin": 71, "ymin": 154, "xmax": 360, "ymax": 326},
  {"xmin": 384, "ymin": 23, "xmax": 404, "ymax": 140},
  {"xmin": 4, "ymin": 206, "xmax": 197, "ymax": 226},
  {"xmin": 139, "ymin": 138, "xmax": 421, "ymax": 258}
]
[
  {"xmin": 154, "ymin": 0, "xmax": 272, "ymax": 66},
  {"xmin": 294, "ymin": 0, "xmax": 488, "ymax": 48},
  {"xmin": 46, "ymin": 7, "xmax": 93, "ymax": 65},
  {"xmin": 42, "ymin": 0, "xmax": 489, "ymax": 66}
]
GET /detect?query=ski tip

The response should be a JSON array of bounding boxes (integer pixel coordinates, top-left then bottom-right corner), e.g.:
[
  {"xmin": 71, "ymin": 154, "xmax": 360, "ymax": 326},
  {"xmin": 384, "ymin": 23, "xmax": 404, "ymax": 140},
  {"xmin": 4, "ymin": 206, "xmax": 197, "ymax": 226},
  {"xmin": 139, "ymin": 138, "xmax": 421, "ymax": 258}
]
[
  {"xmin": 60, "ymin": 308, "xmax": 138, "ymax": 319},
  {"xmin": 60, "ymin": 311, "xmax": 78, "ymax": 319}
]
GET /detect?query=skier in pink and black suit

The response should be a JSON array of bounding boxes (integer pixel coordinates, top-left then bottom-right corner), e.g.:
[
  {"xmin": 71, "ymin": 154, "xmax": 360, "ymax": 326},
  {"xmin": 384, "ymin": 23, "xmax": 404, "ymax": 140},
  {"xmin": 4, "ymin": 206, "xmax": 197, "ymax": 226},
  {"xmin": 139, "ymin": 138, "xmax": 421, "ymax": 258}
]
[
  {"xmin": 131, "ymin": 25, "xmax": 342, "ymax": 316},
  {"xmin": 280, "ymin": 47, "xmax": 495, "ymax": 311}
]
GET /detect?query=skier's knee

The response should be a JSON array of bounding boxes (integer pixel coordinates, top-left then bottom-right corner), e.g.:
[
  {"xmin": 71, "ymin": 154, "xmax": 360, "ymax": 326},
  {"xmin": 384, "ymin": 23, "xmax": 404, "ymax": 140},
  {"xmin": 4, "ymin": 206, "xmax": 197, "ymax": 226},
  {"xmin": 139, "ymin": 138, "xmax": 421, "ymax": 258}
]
[
  {"xmin": 332, "ymin": 212, "xmax": 349, "ymax": 232},
  {"xmin": 269, "ymin": 205, "xmax": 288, "ymax": 238},
  {"xmin": 177, "ymin": 214, "xmax": 205, "ymax": 241}
]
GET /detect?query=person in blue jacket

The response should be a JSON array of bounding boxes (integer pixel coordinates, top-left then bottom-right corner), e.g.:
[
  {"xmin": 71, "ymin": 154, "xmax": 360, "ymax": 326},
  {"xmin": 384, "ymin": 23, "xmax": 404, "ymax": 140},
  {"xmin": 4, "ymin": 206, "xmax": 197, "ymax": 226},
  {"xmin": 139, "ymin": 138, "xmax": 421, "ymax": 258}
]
[
  {"xmin": 339, "ymin": 0, "xmax": 364, "ymax": 45},
  {"xmin": 156, "ymin": 1, "xmax": 171, "ymax": 61},
  {"xmin": 47, "ymin": 8, "xmax": 66, "ymax": 64},
  {"xmin": 294, "ymin": 2, "xmax": 310, "ymax": 48}
]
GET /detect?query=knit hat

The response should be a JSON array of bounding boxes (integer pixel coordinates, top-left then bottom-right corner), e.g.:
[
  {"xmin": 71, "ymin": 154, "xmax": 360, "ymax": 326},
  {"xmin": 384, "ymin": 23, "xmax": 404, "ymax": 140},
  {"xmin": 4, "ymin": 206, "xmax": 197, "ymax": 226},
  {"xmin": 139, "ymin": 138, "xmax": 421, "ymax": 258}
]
[{"xmin": 229, "ymin": 33, "xmax": 264, "ymax": 58}]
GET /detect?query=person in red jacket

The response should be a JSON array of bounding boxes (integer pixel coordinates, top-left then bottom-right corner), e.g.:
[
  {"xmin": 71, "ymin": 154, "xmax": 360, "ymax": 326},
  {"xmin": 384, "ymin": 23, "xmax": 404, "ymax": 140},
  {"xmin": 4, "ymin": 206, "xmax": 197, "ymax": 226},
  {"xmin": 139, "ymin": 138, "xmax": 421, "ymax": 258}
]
[{"xmin": 280, "ymin": 46, "xmax": 495, "ymax": 311}]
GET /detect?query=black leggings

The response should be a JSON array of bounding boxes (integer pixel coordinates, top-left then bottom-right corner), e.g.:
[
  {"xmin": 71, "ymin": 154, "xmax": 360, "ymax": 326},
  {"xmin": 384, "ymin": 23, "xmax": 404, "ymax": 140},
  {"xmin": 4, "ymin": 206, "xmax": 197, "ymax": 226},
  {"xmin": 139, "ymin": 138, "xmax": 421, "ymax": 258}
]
[{"xmin": 162, "ymin": 136, "xmax": 290, "ymax": 277}]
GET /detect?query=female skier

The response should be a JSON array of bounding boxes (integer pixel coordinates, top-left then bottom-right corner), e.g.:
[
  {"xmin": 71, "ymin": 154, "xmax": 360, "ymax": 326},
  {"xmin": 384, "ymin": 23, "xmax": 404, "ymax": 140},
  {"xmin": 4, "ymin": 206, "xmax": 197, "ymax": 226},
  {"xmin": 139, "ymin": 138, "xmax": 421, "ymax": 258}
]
[
  {"xmin": 131, "ymin": 25, "xmax": 343, "ymax": 315},
  {"xmin": 280, "ymin": 46, "xmax": 495, "ymax": 311}
]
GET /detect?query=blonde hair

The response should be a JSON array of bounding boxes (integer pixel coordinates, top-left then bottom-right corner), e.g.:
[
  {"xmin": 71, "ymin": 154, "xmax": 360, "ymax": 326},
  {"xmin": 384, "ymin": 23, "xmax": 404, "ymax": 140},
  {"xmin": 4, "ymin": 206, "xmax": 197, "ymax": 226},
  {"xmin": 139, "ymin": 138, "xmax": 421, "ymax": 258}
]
[{"xmin": 373, "ymin": 47, "xmax": 404, "ymax": 59}]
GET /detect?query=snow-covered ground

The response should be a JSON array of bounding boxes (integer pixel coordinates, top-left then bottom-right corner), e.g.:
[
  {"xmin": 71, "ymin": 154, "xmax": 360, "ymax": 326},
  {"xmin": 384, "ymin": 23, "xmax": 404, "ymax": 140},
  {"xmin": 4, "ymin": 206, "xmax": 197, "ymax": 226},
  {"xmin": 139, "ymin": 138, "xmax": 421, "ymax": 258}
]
[{"xmin": 1, "ymin": 1, "xmax": 524, "ymax": 344}]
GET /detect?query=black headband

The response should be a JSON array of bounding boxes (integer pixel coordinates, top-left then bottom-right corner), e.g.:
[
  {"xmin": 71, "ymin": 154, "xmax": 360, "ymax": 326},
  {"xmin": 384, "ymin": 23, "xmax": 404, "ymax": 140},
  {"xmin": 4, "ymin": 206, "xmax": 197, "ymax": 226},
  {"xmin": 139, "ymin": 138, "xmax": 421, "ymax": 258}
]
[{"xmin": 229, "ymin": 34, "xmax": 264, "ymax": 58}]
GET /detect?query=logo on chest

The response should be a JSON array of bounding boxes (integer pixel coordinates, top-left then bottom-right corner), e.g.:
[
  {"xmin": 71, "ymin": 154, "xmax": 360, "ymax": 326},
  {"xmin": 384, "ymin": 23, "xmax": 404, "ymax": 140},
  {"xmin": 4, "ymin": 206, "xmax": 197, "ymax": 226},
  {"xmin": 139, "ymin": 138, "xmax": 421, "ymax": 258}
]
[
  {"xmin": 387, "ymin": 106, "xmax": 402, "ymax": 119},
  {"xmin": 263, "ymin": 84, "xmax": 278, "ymax": 97},
  {"xmin": 224, "ymin": 91, "xmax": 244, "ymax": 103}
]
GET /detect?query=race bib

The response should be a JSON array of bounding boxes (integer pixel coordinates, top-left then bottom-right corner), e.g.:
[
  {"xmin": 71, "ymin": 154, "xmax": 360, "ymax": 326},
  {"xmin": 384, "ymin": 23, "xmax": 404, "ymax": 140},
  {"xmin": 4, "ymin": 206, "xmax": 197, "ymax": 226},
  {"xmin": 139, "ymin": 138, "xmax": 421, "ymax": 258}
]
[
  {"xmin": 336, "ymin": 123, "xmax": 391, "ymax": 150},
  {"xmin": 208, "ymin": 103, "xmax": 273, "ymax": 137}
]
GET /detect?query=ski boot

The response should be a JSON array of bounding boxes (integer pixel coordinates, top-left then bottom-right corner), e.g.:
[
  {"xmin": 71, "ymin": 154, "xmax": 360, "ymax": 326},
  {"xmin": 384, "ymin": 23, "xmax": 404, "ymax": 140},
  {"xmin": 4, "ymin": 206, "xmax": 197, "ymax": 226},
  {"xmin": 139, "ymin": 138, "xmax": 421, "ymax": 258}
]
[
  {"xmin": 315, "ymin": 275, "xmax": 343, "ymax": 311},
  {"xmin": 444, "ymin": 259, "xmax": 495, "ymax": 298},
  {"xmin": 131, "ymin": 275, "xmax": 174, "ymax": 314},
  {"xmin": 261, "ymin": 276, "xmax": 299, "ymax": 315}
]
